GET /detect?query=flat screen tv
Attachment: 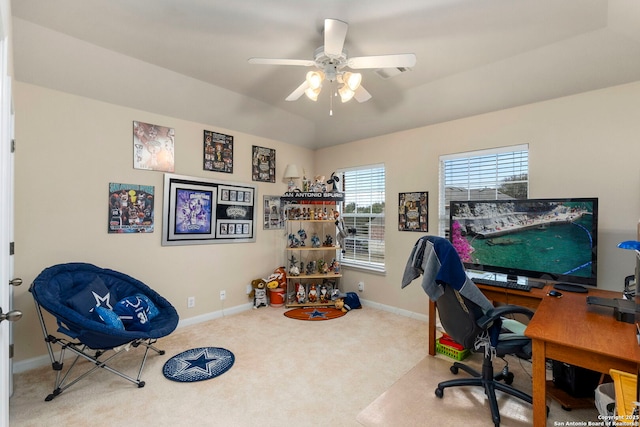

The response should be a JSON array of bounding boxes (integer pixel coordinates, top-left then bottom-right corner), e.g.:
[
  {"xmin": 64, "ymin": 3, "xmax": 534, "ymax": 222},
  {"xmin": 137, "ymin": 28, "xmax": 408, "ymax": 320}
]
[{"xmin": 449, "ymin": 197, "xmax": 598, "ymax": 287}]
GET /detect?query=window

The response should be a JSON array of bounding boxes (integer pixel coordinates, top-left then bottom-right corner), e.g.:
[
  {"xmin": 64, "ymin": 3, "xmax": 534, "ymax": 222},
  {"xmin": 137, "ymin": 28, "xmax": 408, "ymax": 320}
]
[
  {"xmin": 338, "ymin": 164, "xmax": 385, "ymax": 272},
  {"xmin": 439, "ymin": 145, "xmax": 529, "ymax": 236}
]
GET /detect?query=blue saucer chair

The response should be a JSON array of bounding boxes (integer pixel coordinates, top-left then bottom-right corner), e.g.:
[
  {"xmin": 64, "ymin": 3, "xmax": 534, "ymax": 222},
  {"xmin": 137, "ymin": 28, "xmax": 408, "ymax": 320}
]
[{"xmin": 30, "ymin": 262, "xmax": 179, "ymax": 401}]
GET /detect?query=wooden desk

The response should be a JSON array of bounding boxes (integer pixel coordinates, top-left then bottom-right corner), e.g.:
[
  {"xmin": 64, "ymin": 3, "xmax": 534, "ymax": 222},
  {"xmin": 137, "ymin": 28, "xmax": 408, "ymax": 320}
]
[
  {"xmin": 428, "ymin": 284, "xmax": 640, "ymax": 426},
  {"xmin": 427, "ymin": 283, "xmax": 548, "ymax": 356},
  {"xmin": 526, "ymin": 289, "xmax": 640, "ymax": 427}
]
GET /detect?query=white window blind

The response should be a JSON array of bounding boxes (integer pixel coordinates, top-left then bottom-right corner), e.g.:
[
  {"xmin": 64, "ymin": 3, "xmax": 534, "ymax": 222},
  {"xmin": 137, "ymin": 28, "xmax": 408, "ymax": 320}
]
[
  {"xmin": 439, "ymin": 145, "xmax": 529, "ymax": 236},
  {"xmin": 339, "ymin": 165, "xmax": 386, "ymax": 271}
]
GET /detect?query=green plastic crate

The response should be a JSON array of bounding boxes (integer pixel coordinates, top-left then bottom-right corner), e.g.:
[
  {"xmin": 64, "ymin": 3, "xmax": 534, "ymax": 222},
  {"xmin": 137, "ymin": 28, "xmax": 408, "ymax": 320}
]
[{"xmin": 436, "ymin": 338, "xmax": 470, "ymax": 361}]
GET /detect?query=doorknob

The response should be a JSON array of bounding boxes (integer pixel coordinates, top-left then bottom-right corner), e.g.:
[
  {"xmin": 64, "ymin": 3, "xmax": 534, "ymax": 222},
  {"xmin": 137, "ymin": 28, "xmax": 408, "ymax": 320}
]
[
  {"xmin": 9, "ymin": 278, "xmax": 22, "ymax": 287},
  {"xmin": 0, "ymin": 308, "xmax": 22, "ymax": 323}
]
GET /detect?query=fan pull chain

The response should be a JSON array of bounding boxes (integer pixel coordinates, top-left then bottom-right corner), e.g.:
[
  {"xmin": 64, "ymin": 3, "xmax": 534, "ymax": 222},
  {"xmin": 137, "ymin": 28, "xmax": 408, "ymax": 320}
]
[{"xmin": 329, "ymin": 89, "xmax": 335, "ymax": 116}]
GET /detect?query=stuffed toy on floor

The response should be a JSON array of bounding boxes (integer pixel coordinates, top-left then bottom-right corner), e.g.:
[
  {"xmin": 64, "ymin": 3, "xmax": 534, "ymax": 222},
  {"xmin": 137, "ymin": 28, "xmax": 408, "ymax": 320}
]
[
  {"xmin": 331, "ymin": 291, "xmax": 361, "ymax": 313},
  {"xmin": 250, "ymin": 279, "xmax": 268, "ymax": 309},
  {"xmin": 265, "ymin": 266, "xmax": 287, "ymax": 289}
]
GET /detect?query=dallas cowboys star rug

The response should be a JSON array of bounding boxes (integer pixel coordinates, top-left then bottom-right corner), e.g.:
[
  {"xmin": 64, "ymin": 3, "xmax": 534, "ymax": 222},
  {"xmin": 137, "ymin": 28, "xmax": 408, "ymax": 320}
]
[
  {"xmin": 283, "ymin": 307, "xmax": 347, "ymax": 321},
  {"xmin": 162, "ymin": 347, "xmax": 235, "ymax": 383}
]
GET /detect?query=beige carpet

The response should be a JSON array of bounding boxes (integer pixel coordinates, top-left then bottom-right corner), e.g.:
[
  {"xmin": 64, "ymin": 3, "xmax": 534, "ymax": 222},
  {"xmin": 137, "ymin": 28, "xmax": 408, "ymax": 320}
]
[
  {"xmin": 9, "ymin": 305, "xmax": 601, "ymax": 426},
  {"xmin": 357, "ymin": 352, "xmax": 601, "ymax": 427},
  {"xmin": 9, "ymin": 305, "xmax": 429, "ymax": 426}
]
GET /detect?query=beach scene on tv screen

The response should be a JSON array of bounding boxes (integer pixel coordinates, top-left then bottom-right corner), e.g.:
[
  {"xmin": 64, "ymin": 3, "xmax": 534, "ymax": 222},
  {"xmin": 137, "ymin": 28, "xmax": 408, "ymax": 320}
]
[{"xmin": 451, "ymin": 201, "xmax": 595, "ymax": 278}]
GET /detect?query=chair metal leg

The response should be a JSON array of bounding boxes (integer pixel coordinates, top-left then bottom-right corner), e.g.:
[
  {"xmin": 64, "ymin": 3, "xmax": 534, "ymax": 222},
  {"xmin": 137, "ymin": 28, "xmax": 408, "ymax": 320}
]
[
  {"xmin": 34, "ymin": 298, "xmax": 166, "ymax": 401},
  {"xmin": 43, "ymin": 340, "xmax": 152, "ymax": 401},
  {"xmin": 483, "ymin": 380, "xmax": 501, "ymax": 427},
  {"xmin": 451, "ymin": 361, "xmax": 480, "ymax": 377},
  {"xmin": 494, "ymin": 380, "xmax": 533, "ymax": 403},
  {"xmin": 435, "ymin": 355, "xmax": 533, "ymax": 427}
]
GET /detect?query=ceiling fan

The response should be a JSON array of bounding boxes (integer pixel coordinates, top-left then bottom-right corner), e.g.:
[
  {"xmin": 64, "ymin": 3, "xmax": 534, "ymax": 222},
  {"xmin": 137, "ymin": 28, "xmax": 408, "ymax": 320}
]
[{"xmin": 248, "ymin": 19, "xmax": 416, "ymax": 104}]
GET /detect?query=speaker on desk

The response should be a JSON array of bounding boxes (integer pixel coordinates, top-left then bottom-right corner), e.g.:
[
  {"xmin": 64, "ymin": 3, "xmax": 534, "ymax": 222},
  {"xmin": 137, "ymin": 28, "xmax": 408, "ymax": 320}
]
[{"xmin": 552, "ymin": 360, "xmax": 601, "ymax": 398}]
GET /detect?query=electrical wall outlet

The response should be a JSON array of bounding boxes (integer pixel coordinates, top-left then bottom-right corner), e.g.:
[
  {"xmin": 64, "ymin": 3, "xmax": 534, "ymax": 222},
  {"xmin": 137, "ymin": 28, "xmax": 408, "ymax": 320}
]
[
  {"xmin": 220, "ymin": 290, "xmax": 226, "ymax": 300},
  {"xmin": 246, "ymin": 284, "xmax": 253, "ymax": 294},
  {"xmin": 187, "ymin": 296, "xmax": 195, "ymax": 308},
  {"xmin": 358, "ymin": 281, "xmax": 364, "ymax": 292}
]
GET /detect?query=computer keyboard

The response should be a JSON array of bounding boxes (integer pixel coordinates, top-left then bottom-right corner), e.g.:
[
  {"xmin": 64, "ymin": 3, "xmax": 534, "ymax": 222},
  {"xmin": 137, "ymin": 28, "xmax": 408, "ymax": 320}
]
[{"xmin": 471, "ymin": 277, "xmax": 532, "ymax": 292}]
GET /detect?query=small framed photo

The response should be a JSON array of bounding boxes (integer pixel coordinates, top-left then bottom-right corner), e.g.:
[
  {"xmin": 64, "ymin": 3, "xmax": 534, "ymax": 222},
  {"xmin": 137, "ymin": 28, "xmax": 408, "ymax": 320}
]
[
  {"xmin": 252, "ymin": 145, "xmax": 276, "ymax": 182},
  {"xmin": 203, "ymin": 130, "xmax": 233, "ymax": 173},
  {"xmin": 399, "ymin": 191, "xmax": 428, "ymax": 232},
  {"xmin": 263, "ymin": 195, "xmax": 285, "ymax": 230}
]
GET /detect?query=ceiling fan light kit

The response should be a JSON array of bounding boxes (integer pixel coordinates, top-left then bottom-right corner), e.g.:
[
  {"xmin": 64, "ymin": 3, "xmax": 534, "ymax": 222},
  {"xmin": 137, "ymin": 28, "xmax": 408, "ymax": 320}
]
[
  {"xmin": 304, "ymin": 86, "xmax": 321, "ymax": 101},
  {"xmin": 303, "ymin": 69, "xmax": 362, "ymax": 103},
  {"xmin": 306, "ymin": 70, "xmax": 325, "ymax": 90},
  {"xmin": 249, "ymin": 18, "xmax": 416, "ymax": 110},
  {"xmin": 338, "ymin": 85, "xmax": 354, "ymax": 103},
  {"xmin": 342, "ymin": 72, "xmax": 362, "ymax": 91}
]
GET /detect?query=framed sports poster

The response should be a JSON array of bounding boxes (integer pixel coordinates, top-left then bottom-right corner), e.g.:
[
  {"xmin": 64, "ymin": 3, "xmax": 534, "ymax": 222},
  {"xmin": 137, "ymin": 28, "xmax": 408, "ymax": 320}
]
[
  {"xmin": 133, "ymin": 121, "xmax": 175, "ymax": 172},
  {"xmin": 203, "ymin": 130, "xmax": 233, "ymax": 173},
  {"xmin": 263, "ymin": 195, "xmax": 285, "ymax": 230},
  {"xmin": 398, "ymin": 191, "xmax": 428, "ymax": 232},
  {"xmin": 162, "ymin": 173, "xmax": 257, "ymax": 246},
  {"xmin": 251, "ymin": 145, "xmax": 276, "ymax": 182},
  {"xmin": 108, "ymin": 183, "xmax": 155, "ymax": 233}
]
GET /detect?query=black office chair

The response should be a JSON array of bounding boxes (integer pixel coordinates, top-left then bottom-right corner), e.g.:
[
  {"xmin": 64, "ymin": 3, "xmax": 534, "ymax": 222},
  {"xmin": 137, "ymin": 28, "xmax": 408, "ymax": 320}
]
[
  {"xmin": 401, "ymin": 236, "xmax": 535, "ymax": 427},
  {"xmin": 434, "ymin": 283, "xmax": 534, "ymax": 426}
]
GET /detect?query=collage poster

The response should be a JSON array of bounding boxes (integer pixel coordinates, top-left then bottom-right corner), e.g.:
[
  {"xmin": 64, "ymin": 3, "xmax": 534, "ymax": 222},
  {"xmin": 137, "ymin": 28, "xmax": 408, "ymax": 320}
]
[
  {"xmin": 398, "ymin": 191, "xmax": 428, "ymax": 232},
  {"xmin": 133, "ymin": 121, "xmax": 175, "ymax": 172},
  {"xmin": 108, "ymin": 183, "xmax": 155, "ymax": 233},
  {"xmin": 251, "ymin": 145, "xmax": 276, "ymax": 182},
  {"xmin": 203, "ymin": 130, "xmax": 233, "ymax": 173}
]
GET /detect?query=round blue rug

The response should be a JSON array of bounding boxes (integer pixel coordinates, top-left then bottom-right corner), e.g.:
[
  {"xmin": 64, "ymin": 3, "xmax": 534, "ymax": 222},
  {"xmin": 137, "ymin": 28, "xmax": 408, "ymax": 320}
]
[{"xmin": 162, "ymin": 347, "xmax": 235, "ymax": 383}]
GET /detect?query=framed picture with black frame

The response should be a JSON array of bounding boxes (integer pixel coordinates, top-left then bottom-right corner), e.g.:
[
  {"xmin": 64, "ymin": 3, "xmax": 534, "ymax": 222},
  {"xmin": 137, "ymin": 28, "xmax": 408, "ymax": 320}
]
[
  {"xmin": 162, "ymin": 173, "xmax": 257, "ymax": 246},
  {"xmin": 251, "ymin": 145, "xmax": 276, "ymax": 182},
  {"xmin": 398, "ymin": 191, "xmax": 428, "ymax": 232},
  {"xmin": 203, "ymin": 130, "xmax": 233, "ymax": 173}
]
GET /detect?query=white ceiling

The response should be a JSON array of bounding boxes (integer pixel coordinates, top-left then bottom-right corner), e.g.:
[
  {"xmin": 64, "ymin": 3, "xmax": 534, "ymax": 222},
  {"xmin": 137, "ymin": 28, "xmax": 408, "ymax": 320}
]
[{"xmin": 10, "ymin": 0, "xmax": 640, "ymax": 149}]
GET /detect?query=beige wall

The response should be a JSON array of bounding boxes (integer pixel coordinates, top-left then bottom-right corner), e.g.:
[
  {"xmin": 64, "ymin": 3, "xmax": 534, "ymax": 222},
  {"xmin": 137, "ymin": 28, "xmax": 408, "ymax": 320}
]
[
  {"xmin": 12, "ymin": 82, "xmax": 315, "ymax": 363},
  {"xmin": 11, "ymin": 79, "xmax": 640, "ymax": 366},
  {"xmin": 315, "ymin": 81, "xmax": 640, "ymax": 315}
]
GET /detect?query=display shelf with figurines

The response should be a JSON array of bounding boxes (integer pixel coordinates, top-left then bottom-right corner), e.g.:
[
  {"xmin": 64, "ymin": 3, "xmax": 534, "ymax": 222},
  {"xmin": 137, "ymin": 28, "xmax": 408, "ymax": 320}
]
[{"xmin": 282, "ymin": 189, "xmax": 344, "ymax": 308}]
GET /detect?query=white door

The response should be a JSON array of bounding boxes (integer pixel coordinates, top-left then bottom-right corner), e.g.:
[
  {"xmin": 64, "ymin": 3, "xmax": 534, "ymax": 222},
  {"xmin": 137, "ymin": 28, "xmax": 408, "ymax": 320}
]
[
  {"xmin": 0, "ymin": 2, "xmax": 17, "ymax": 426},
  {"xmin": 0, "ymin": 93, "xmax": 16, "ymax": 427}
]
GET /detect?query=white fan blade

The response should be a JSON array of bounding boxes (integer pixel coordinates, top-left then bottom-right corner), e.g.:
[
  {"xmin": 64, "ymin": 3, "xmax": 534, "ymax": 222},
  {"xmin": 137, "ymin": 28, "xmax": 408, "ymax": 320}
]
[
  {"xmin": 248, "ymin": 58, "xmax": 315, "ymax": 67},
  {"xmin": 324, "ymin": 19, "xmax": 348, "ymax": 58},
  {"xmin": 347, "ymin": 53, "xmax": 416, "ymax": 70},
  {"xmin": 354, "ymin": 85, "xmax": 372, "ymax": 103},
  {"xmin": 286, "ymin": 81, "xmax": 310, "ymax": 101}
]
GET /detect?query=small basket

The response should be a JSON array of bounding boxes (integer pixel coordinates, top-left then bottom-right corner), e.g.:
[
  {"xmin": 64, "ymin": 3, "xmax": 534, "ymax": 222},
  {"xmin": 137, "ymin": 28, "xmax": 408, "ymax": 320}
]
[{"xmin": 436, "ymin": 338, "xmax": 470, "ymax": 361}]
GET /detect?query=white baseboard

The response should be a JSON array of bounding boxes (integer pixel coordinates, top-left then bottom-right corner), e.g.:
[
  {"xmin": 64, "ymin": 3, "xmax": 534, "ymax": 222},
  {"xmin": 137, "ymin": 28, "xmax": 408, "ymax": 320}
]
[
  {"xmin": 13, "ymin": 300, "xmax": 426, "ymax": 373},
  {"xmin": 12, "ymin": 302, "xmax": 254, "ymax": 374},
  {"xmin": 176, "ymin": 302, "xmax": 253, "ymax": 328},
  {"xmin": 360, "ymin": 299, "xmax": 428, "ymax": 323},
  {"xmin": 12, "ymin": 354, "xmax": 51, "ymax": 374}
]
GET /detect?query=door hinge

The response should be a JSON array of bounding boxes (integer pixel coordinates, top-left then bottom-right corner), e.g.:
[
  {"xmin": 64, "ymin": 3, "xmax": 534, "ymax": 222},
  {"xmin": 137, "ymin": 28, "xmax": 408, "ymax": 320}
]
[
  {"xmin": 10, "ymin": 139, "xmax": 14, "ymax": 153},
  {"xmin": 9, "ymin": 241, "xmax": 14, "ymax": 255},
  {"xmin": 9, "ymin": 344, "xmax": 13, "ymax": 359}
]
